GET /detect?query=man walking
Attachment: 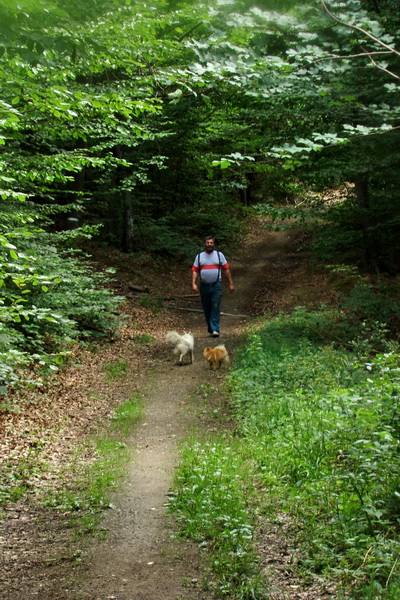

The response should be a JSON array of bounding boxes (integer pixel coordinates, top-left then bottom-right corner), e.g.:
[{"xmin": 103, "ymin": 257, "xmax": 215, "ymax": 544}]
[{"xmin": 191, "ymin": 236, "xmax": 234, "ymax": 337}]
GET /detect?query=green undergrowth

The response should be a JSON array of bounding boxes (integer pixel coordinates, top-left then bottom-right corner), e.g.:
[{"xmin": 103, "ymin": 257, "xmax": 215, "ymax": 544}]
[
  {"xmin": 43, "ymin": 391, "xmax": 143, "ymax": 535},
  {"xmin": 170, "ymin": 308, "xmax": 400, "ymax": 599}
]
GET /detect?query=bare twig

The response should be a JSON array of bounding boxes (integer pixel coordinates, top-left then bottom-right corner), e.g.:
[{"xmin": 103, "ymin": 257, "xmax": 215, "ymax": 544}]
[
  {"xmin": 364, "ymin": 49, "xmax": 400, "ymax": 80},
  {"xmin": 321, "ymin": 0, "xmax": 400, "ymax": 57},
  {"xmin": 386, "ymin": 557, "xmax": 399, "ymax": 588},
  {"xmin": 314, "ymin": 50, "xmax": 393, "ymax": 61},
  {"xmin": 163, "ymin": 294, "xmax": 200, "ymax": 299},
  {"xmin": 165, "ymin": 305, "xmax": 249, "ymax": 317},
  {"xmin": 178, "ymin": 22, "xmax": 203, "ymax": 43},
  {"xmin": 312, "ymin": 50, "xmax": 400, "ymax": 79}
]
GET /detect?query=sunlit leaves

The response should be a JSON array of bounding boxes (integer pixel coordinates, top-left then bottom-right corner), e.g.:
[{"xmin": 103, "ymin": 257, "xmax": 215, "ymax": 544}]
[{"xmin": 212, "ymin": 152, "xmax": 255, "ymax": 169}]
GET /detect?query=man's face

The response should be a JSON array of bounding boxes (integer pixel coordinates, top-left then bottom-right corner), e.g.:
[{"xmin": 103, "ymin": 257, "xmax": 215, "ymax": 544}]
[{"xmin": 205, "ymin": 238, "xmax": 215, "ymax": 252}]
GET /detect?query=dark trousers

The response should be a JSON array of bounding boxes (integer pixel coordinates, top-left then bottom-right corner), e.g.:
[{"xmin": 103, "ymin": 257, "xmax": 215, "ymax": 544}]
[{"xmin": 200, "ymin": 280, "xmax": 222, "ymax": 333}]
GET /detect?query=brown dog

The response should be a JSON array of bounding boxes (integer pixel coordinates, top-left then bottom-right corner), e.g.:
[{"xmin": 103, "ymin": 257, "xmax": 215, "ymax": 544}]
[{"xmin": 203, "ymin": 344, "xmax": 230, "ymax": 370}]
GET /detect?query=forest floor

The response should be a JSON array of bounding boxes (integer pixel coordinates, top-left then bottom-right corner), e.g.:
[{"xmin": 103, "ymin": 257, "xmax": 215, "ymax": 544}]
[{"xmin": 0, "ymin": 220, "xmax": 338, "ymax": 600}]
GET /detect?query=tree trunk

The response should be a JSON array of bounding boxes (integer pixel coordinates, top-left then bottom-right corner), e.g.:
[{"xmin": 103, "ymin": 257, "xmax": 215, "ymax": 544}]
[
  {"xmin": 354, "ymin": 175, "xmax": 379, "ymax": 274},
  {"xmin": 121, "ymin": 190, "xmax": 134, "ymax": 253},
  {"xmin": 115, "ymin": 145, "xmax": 135, "ymax": 253},
  {"xmin": 67, "ymin": 168, "xmax": 85, "ymax": 229},
  {"xmin": 240, "ymin": 172, "xmax": 255, "ymax": 207}
]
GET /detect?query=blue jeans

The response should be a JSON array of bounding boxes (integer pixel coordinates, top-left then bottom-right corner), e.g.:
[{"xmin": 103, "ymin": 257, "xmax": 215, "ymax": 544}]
[{"xmin": 200, "ymin": 280, "xmax": 222, "ymax": 333}]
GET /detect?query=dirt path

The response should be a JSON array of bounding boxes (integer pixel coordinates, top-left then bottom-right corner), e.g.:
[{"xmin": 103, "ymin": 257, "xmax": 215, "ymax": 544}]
[
  {"xmin": 77, "ymin": 362, "xmax": 208, "ymax": 600},
  {"xmin": 75, "ymin": 226, "xmax": 320, "ymax": 600},
  {"xmin": 74, "ymin": 230, "xmax": 276, "ymax": 600},
  {"xmin": 1, "ymin": 224, "xmax": 335, "ymax": 600}
]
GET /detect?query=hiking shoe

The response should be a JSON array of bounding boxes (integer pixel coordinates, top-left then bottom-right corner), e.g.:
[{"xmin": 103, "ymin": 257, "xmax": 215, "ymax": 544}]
[{"xmin": 212, "ymin": 331, "xmax": 220, "ymax": 338}]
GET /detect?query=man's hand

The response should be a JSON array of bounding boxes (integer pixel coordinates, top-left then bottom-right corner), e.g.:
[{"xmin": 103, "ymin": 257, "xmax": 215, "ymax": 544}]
[{"xmin": 192, "ymin": 283, "xmax": 199, "ymax": 293}]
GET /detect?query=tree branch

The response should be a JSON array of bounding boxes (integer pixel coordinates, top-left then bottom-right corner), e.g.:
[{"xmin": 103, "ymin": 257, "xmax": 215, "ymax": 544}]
[
  {"xmin": 315, "ymin": 50, "xmax": 394, "ymax": 61},
  {"xmin": 321, "ymin": 0, "xmax": 400, "ymax": 57},
  {"xmin": 363, "ymin": 49, "xmax": 400, "ymax": 80},
  {"xmin": 313, "ymin": 49, "xmax": 400, "ymax": 80},
  {"xmin": 178, "ymin": 22, "xmax": 203, "ymax": 43}
]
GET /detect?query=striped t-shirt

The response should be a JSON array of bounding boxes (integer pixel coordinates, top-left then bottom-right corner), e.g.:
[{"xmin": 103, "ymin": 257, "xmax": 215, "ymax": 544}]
[{"xmin": 192, "ymin": 250, "xmax": 229, "ymax": 284}]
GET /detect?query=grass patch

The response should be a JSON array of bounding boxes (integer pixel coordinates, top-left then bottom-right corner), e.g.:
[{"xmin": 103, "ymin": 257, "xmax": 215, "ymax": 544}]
[
  {"xmin": 137, "ymin": 293, "xmax": 164, "ymax": 313},
  {"xmin": 111, "ymin": 392, "xmax": 143, "ymax": 435},
  {"xmin": 103, "ymin": 359, "xmax": 129, "ymax": 381},
  {"xmin": 1, "ymin": 461, "xmax": 36, "ymax": 505},
  {"xmin": 171, "ymin": 308, "xmax": 400, "ymax": 599},
  {"xmin": 132, "ymin": 333, "xmax": 156, "ymax": 345},
  {"xmin": 45, "ymin": 392, "xmax": 143, "ymax": 535},
  {"xmin": 171, "ymin": 435, "xmax": 264, "ymax": 598}
]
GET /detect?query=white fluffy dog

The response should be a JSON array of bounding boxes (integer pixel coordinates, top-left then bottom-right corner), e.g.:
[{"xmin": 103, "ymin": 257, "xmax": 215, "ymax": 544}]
[{"xmin": 165, "ymin": 330, "xmax": 194, "ymax": 365}]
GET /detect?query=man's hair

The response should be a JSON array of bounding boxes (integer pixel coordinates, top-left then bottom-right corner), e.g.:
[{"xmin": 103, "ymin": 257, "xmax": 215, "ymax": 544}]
[{"xmin": 205, "ymin": 235, "xmax": 215, "ymax": 242}]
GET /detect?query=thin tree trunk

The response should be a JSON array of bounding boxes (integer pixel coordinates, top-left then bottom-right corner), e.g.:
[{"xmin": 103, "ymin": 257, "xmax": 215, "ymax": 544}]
[
  {"xmin": 115, "ymin": 145, "xmax": 135, "ymax": 253},
  {"xmin": 121, "ymin": 190, "xmax": 134, "ymax": 253},
  {"xmin": 354, "ymin": 175, "xmax": 379, "ymax": 274},
  {"xmin": 240, "ymin": 172, "xmax": 254, "ymax": 207}
]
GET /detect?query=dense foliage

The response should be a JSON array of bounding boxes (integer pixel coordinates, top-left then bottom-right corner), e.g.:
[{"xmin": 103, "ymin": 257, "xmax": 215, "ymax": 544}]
[
  {"xmin": 0, "ymin": 206, "xmax": 122, "ymax": 396},
  {"xmin": 0, "ymin": 1, "xmax": 398, "ymax": 396}
]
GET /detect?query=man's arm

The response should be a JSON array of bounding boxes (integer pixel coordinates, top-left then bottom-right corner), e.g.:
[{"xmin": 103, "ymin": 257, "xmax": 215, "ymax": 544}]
[
  {"xmin": 224, "ymin": 267, "xmax": 234, "ymax": 293},
  {"xmin": 192, "ymin": 268, "xmax": 199, "ymax": 293}
]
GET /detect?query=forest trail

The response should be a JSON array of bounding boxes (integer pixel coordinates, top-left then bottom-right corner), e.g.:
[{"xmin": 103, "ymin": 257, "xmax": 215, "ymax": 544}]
[
  {"xmin": 1, "ymin": 223, "xmax": 334, "ymax": 600},
  {"xmin": 75, "ymin": 226, "xmax": 297, "ymax": 600}
]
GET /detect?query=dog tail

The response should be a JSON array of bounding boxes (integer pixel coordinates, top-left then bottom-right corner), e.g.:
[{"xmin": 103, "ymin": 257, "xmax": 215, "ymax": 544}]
[
  {"xmin": 165, "ymin": 330, "xmax": 181, "ymax": 344},
  {"xmin": 215, "ymin": 344, "xmax": 229, "ymax": 366}
]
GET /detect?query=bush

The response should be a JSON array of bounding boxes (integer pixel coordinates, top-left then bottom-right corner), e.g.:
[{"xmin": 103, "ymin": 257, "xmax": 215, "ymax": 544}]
[
  {"xmin": 0, "ymin": 225, "xmax": 123, "ymax": 395},
  {"xmin": 228, "ymin": 313, "xmax": 400, "ymax": 597}
]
